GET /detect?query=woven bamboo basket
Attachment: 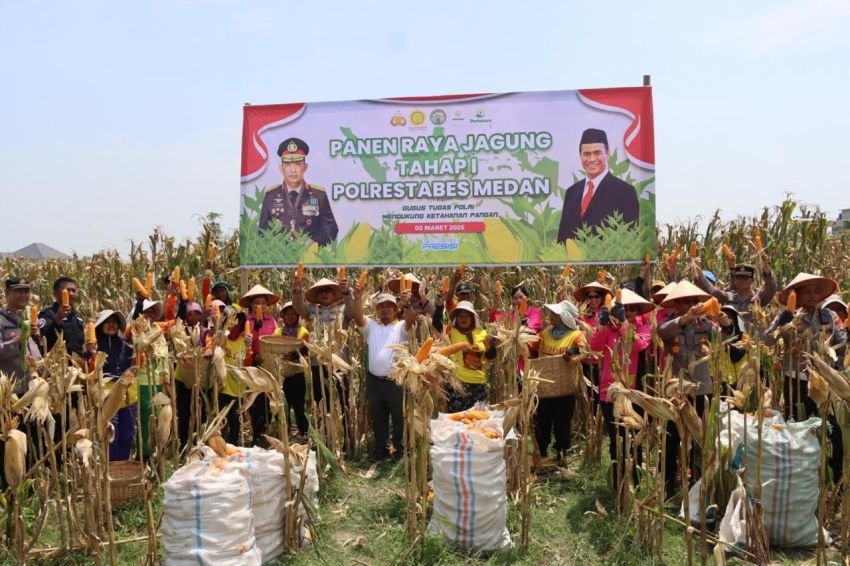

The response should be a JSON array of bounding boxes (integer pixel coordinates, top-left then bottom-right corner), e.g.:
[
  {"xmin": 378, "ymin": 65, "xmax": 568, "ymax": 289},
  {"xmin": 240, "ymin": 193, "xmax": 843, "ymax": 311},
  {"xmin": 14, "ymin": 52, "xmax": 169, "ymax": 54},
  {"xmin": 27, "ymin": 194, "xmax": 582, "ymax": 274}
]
[
  {"xmin": 109, "ymin": 460, "xmax": 144, "ymax": 506},
  {"xmin": 528, "ymin": 355, "xmax": 580, "ymax": 398},
  {"xmin": 259, "ymin": 335, "xmax": 304, "ymax": 378}
]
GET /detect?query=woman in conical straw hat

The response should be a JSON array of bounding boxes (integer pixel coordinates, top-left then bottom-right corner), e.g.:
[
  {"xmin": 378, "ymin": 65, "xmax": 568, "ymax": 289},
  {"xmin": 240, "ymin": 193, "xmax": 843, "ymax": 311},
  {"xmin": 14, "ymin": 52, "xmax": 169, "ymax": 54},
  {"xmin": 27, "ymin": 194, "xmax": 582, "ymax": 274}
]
[
  {"xmin": 590, "ymin": 288, "xmax": 653, "ymax": 489},
  {"xmin": 658, "ymin": 280, "xmax": 716, "ymax": 500},
  {"xmin": 763, "ymin": 272, "xmax": 845, "ymax": 482},
  {"xmin": 240, "ymin": 284, "xmax": 280, "ymax": 446},
  {"xmin": 574, "ymin": 280, "xmax": 612, "ymax": 405}
]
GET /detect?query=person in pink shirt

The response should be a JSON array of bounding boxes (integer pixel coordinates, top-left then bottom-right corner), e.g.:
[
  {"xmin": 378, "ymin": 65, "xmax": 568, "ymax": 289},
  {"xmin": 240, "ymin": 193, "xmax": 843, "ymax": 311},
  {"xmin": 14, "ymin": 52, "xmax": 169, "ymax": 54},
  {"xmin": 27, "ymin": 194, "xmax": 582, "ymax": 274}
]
[
  {"xmin": 489, "ymin": 284, "xmax": 544, "ymax": 366},
  {"xmin": 239, "ymin": 284, "xmax": 280, "ymax": 446},
  {"xmin": 590, "ymin": 288, "xmax": 653, "ymax": 490},
  {"xmin": 574, "ymin": 280, "xmax": 612, "ymax": 405}
]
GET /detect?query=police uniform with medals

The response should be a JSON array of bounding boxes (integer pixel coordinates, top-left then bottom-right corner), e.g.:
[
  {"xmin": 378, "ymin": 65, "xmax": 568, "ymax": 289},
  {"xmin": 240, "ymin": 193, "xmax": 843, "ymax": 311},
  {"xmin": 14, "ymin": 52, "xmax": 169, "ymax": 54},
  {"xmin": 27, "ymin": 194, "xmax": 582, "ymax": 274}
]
[{"xmin": 258, "ymin": 138, "xmax": 339, "ymax": 246}]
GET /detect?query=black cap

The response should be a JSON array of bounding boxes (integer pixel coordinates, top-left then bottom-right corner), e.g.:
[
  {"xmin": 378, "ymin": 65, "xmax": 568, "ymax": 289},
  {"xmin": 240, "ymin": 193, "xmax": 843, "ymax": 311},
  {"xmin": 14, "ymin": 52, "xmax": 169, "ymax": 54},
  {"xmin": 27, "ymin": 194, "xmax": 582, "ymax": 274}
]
[
  {"xmin": 456, "ymin": 282, "xmax": 473, "ymax": 295},
  {"xmin": 4, "ymin": 277, "xmax": 31, "ymax": 290},
  {"xmin": 732, "ymin": 265, "xmax": 755, "ymax": 278},
  {"xmin": 579, "ymin": 128, "xmax": 608, "ymax": 148},
  {"xmin": 278, "ymin": 137, "xmax": 309, "ymax": 162}
]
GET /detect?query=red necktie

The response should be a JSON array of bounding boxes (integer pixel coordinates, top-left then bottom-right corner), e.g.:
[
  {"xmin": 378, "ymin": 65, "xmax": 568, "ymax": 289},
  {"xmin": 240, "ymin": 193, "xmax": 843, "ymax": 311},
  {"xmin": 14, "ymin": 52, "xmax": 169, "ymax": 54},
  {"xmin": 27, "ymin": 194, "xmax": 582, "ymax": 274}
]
[{"xmin": 580, "ymin": 180, "xmax": 595, "ymax": 218}]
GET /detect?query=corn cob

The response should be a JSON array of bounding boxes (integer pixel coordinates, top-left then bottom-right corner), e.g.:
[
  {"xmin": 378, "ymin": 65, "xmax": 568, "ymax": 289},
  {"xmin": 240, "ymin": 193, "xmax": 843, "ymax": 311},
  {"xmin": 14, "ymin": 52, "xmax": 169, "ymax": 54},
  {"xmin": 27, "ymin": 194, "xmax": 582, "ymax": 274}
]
[
  {"xmin": 61, "ymin": 288, "xmax": 70, "ymax": 306},
  {"xmin": 562, "ymin": 264, "xmax": 573, "ymax": 278},
  {"xmin": 604, "ymin": 294, "xmax": 613, "ymax": 309},
  {"xmin": 440, "ymin": 276, "xmax": 449, "ymax": 294},
  {"xmin": 677, "ymin": 400, "xmax": 705, "ymax": 447},
  {"xmin": 254, "ymin": 305, "xmax": 263, "ymax": 320},
  {"xmin": 786, "ymin": 290, "xmax": 797, "ymax": 311},
  {"xmin": 458, "ymin": 263, "xmax": 466, "ymax": 279},
  {"xmin": 337, "ymin": 266, "xmax": 346, "ymax": 281},
  {"xmin": 208, "ymin": 433, "xmax": 227, "ymax": 457},
  {"xmin": 133, "ymin": 277, "xmax": 149, "ymax": 298},
  {"xmin": 207, "ymin": 241, "xmax": 216, "ymax": 262},
  {"xmin": 615, "ymin": 288, "xmax": 622, "ymax": 303},
  {"xmin": 171, "ymin": 266, "xmax": 180, "ymax": 284},
  {"xmin": 753, "ymin": 230, "xmax": 763, "ymax": 252},
  {"xmin": 644, "ymin": 252, "xmax": 651, "ymax": 263},
  {"xmin": 494, "ymin": 280, "xmax": 502, "ymax": 296},
  {"xmin": 357, "ymin": 270, "xmax": 368, "ymax": 290},
  {"xmin": 415, "ymin": 337, "xmax": 434, "ymax": 363},
  {"xmin": 695, "ymin": 297, "xmax": 721, "ymax": 317},
  {"xmin": 179, "ymin": 279, "xmax": 188, "ymax": 301},
  {"xmin": 689, "ymin": 241, "xmax": 698, "ymax": 258},
  {"xmin": 187, "ymin": 277, "xmax": 196, "ymax": 301},
  {"xmin": 807, "ymin": 369, "xmax": 830, "ymax": 405},
  {"xmin": 597, "ymin": 269, "xmax": 607, "ymax": 282},
  {"xmin": 436, "ymin": 342, "xmax": 469, "ymax": 357},
  {"xmin": 722, "ymin": 244, "xmax": 735, "ymax": 263},
  {"xmin": 295, "ymin": 261, "xmax": 304, "ymax": 281},
  {"xmin": 201, "ymin": 276, "xmax": 212, "ymax": 299},
  {"xmin": 519, "ymin": 296, "xmax": 528, "ymax": 317},
  {"xmin": 85, "ymin": 322, "xmax": 96, "ymax": 344},
  {"xmin": 101, "ymin": 368, "xmax": 137, "ymax": 421},
  {"xmin": 204, "ymin": 293, "xmax": 212, "ymax": 311},
  {"xmin": 144, "ymin": 272, "xmax": 154, "ymax": 295},
  {"xmin": 30, "ymin": 305, "xmax": 38, "ymax": 326}
]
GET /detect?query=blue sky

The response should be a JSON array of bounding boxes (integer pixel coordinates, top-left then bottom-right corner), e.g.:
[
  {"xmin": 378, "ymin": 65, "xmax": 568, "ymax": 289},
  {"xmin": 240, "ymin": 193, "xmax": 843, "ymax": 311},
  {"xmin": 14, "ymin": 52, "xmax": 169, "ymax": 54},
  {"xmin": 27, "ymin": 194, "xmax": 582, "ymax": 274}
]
[{"xmin": 2, "ymin": 0, "xmax": 849, "ymax": 256}]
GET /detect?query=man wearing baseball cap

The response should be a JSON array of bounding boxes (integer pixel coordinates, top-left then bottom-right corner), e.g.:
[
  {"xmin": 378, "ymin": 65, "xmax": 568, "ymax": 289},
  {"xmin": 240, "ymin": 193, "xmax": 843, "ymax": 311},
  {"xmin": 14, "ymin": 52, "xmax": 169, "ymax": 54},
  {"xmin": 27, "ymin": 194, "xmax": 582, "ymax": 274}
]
[
  {"xmin": 347, "ymin": 287, "xmax": 416, "ymax": 461},
  {"xmin": 695, "ymin": 255, "xmax": 776, "ymax": 329},
  {"xmin": 258, "ymin": 137, "xmax": 339, "ymax": 246}
]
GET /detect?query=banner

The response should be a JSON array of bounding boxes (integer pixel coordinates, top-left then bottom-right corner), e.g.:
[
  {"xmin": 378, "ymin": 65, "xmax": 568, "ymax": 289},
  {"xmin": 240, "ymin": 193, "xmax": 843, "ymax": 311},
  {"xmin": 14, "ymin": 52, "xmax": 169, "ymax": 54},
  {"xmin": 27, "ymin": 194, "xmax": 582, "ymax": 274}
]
[{"xmin": 239, "ymin": 87, "xmax": 655, "ymax": 267}]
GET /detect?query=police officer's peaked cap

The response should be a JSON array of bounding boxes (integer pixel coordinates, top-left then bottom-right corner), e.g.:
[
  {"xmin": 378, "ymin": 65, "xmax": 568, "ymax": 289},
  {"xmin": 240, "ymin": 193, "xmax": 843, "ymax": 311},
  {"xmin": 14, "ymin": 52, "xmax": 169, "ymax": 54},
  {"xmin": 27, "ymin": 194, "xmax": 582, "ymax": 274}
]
[
  {"xmin": 4, "ymin": 277, "xmax": 31, "ymax": 290},
  {"xmin": 579, "ymin": 128, "xmax": 608, "ymax": 148},
  {"xmin": 731, "ymin": 265, "xmax": 756, "ymax": 278},
  {"xmin": 278, "ymin": 137, "xmax": 309, "ymax": 162}
]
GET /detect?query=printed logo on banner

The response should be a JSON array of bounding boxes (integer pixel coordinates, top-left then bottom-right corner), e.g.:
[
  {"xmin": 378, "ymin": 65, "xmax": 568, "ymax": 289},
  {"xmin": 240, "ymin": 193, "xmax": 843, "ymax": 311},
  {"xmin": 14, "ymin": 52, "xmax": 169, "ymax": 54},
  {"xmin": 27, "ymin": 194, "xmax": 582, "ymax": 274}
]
[
  {"xmin": 409, "ymin": 110, "xmax": 426, "ymax": 126},
  {"xmin": 421, "ymin": 238, "xmax": 459, "ymax": 251},
  {"xmin": 470, "ymin": 108, "xmax": 491, "ymax": 124},
  {"xmin": 390, "ymin": 112, "xmax": 407, "ymax": 126},
  {"xmin": 430, "ymin": 109, "xmax": 447, "ymax": 125}
]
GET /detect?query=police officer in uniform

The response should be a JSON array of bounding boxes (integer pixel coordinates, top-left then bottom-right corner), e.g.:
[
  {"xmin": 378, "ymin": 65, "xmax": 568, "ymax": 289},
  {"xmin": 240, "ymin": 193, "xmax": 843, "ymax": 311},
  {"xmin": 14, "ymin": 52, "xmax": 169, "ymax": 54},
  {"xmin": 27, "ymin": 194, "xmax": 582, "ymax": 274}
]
[
  {"xmin": 38, "ymin": 276, "xmax": 85, "ymax": 356},
  {"xmin": 259, "ymin": 137, "xmax": 339, "ymax": 246}
]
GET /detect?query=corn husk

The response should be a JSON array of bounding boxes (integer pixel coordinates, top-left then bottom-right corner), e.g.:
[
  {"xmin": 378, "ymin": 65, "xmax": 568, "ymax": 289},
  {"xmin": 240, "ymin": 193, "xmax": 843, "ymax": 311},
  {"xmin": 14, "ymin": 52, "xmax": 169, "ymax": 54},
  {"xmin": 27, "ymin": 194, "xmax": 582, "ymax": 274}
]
[
  {"xmin": 102, "ymin": 368, "xmax": 138, "ymax": 421},
  {"xmin": 806, "ymin": 353, "xmax": 850, "ymax": 401},
  {"xmin": 4, "ymin": 429, "xmax": 27, "ymax": 488}
]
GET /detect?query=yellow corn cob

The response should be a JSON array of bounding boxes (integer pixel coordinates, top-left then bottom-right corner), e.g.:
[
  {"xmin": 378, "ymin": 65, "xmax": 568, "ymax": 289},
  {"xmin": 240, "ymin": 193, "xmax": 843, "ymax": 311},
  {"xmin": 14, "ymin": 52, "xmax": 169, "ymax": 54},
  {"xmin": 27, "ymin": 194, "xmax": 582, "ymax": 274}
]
[
  {"xmin": 677, "ymin": 400, "xmax": 705, "ymax": 447},
  {"xmin": 722, "ymin": 244, "xmax": 735, "ymax": 262},
  {"xmin": 337, "ymin": 266, "xmax": 346, "ymax": 281},
  {"xmin": 207, "ymin": 241, "xmax": 217, "ymax": 262},
  {"xmin": 562, "ymin": 264, "xmax": 573, "ymax": 278},
  {"xmin": 614, "ymin": 288, "xmax": 622, "ymax": 303},
  {"xmin": 436, "ymin": 342, "xmax": 469, "ymax": 357},
  {"xmin": 85, "ymin": 322, "xmax": 96, "ymax": 344},
  {"xmin": 458, "ymin": 263, "xmax": 467, "ymax": 279},
  {"xmin": 786, "ymin": 290, "xmax": 797, "ymax": 311},
  {"xmin": 61, "ymin": 288, "xmax": 70, "ymax": 306},
  {"xmin": 604, "ymin": 294, "xmax": 613, "ymax": 309},
  {"xmin": 254, "ymin": 305, "xmax": 263, "ymax": 320},
  {"xmin": 494, "ymin": 280, "xmax": 502, "ymax": 295},
  {"xmin": 357, "ymin": 270, "xmax": 368, "ymax": 290},
  {"xmin": 187, "ymin": 277, "xmax": 196, "ymax": 301},
  {"xmin": 597, "ymin": 270, "xmax": 607, "ymax": 282},
  {"xmin": 208, "ymin": 433, "xmax": 227, "ymax": 457},
  {"xmin": 144, "ymin": 272, "xmax": 154, "ymax": 295},
  {"xmin": 753, "ymin": 230, "xmax": 763, "ymax": 252},
  {"xmin": 415, "ymin": 337, "xmax": 434, "ymax": 363},
  {"xmin": 171, "ymin": 266, "xmax": 181, "ymax": 284},
  {"xmin": 102, "ymin": 368, "xmax": 137, "ymax": 421},
  {"xmin": 519, "ymin": 296, "xmax": 528, "ymax": 317},
  {"xmin": 179, "ymin": 279, "xmax": 188, "ymax": 301},
  {"xmin": 30, "ymin": 305, "xmax": 38, "ymax": 326},
  {"xmin": 157, "ymin": 403, "xmax": 173, "ymax": 446},
  {"xmin": 695, "ymin": 297, "xmax": 720, "ymax": 317},
  {"xmin": 295, "ymin": 262, "xmax": 304, "ymax": 281},
  {"xmin": 807, "ymin": 369, "xmax": 830, "ymax": 406},
  {"xmin": 204, "ymin": 293, "xmax": 212, "ymax": 311},
  {"xmin": 689, "ymin": 241, "xmax": 698, "ymax": 258},
  {"xmin": 132, "ymin": 277, "xmax": 149, "ymax": 298},
  {"xmin": 440, "ymin": 276, "xmax": 450, "ymax": 294}
]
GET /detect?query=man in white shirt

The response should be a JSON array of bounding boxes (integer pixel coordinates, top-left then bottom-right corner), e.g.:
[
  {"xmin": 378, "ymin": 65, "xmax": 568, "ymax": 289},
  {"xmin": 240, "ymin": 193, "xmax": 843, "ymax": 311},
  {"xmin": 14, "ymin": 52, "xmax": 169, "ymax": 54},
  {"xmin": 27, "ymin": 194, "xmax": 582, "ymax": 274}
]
[{"xmin": 348, "ymin": 288, "xmax": 416, "ymax": 461}]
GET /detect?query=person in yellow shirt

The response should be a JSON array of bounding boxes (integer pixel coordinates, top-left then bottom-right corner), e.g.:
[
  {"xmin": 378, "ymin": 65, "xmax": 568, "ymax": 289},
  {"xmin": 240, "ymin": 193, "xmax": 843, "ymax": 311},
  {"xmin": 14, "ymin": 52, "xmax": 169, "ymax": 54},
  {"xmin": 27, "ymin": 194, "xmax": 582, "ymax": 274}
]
[
  {"xmin": 534, "ymin": 301, "xmax": 584, "ymax": 460},
  {"xmin": 273, "ymin": 302, "xmax": 310, "ymax": 439},
  {"xmin": 220, "ymin": 310, "xmax": 251, "ymax": 445},
  {"xmin": 432, "ymin": 301, "xmax": 498, "ymax": 413}
]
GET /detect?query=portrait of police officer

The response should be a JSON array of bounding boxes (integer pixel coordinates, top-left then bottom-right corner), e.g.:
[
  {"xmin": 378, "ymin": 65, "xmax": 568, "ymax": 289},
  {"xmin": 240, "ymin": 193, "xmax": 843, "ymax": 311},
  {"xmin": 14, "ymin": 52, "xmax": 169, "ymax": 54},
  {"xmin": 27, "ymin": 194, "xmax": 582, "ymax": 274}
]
[{"xmin": 259, "ymin": 137, "xmax": 339, "ymax": 246}]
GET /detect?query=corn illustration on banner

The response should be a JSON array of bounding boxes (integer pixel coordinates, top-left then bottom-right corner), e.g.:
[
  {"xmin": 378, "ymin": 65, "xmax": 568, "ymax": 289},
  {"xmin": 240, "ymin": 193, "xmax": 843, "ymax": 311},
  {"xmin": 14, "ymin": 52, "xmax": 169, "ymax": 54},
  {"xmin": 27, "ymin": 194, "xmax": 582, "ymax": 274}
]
[{"xmin": 239, "ymin": 87, "xmax": 655, "ymax": 267}]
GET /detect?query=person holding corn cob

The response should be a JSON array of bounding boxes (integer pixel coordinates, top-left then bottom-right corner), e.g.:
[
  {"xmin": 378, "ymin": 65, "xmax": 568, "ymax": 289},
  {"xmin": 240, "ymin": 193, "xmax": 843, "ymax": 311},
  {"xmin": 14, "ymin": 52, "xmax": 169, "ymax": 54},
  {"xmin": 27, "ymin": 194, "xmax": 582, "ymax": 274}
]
[
  {"xmin": 90, "ymin": 310, "xmax": 137, "ymax": 460},
  {"xmin": 0, "ymin": 277, "xmax": 41, "ymax": 395},
  {"xmin": 38, "ymin": 276, "xmax": 85, "ymax": 356},
  {"xmin": 273, "ymin": 301, "xmax": 310, "ymax": 439},
  {"xmin": 591, "ymin": 289, "xmax": 652, "ymax": 487},
  {"xmin": 574, "ymin": 280, "xmax": 612, "ymax": 405},
  {"xmin": 348, "ymin": 286, "xmax": 416, "ymax": 461},
  {"xmin": 695, "ymin": 258, "xmax": 776, "ymax": 329},
  {"xmin": 658, "ymin": 280, "xmax": 717, "ymax": 499},
  {"xmin": 764, "ymin": 273, "xmax": 845, "ymax": 481},
  {"xmin": 240, "ymin": 284, "xmax": 280, "ymax": 446}
]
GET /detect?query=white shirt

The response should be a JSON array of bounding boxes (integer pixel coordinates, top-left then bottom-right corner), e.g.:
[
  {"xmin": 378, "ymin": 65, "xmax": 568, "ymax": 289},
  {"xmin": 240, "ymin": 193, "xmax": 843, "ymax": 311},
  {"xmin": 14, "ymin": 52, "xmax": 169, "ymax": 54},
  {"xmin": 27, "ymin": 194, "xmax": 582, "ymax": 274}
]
[
  {"xmin": 361, "ymin": 318, "xmax": 407, "ymax": 377},
  {"xmin": 583, "ymin": 169, "xmax": 609, "ymax": 202}
]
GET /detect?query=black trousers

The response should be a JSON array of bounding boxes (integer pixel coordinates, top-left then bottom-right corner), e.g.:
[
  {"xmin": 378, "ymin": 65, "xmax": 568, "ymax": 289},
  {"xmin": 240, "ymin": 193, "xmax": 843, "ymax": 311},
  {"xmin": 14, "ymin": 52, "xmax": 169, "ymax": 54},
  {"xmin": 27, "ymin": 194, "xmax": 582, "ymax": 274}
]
[
  {"xmin": 175, "ymin": 380, "xmax": 204, "ymax": 449},
  {"xmin": 282, "ymin": 373, "xmax": 309, "ymax": 435},
  {"xmin": 218, "ymin": 392, "xmax": 242, "ymax": 446},
  {"xmin": 783, "ymin": 376, "xmax": 844, "ymax": 483},
  {"xmin": 366, "ymin": 373, "xmax": 404, "ymax": 457},
  {"xmin": 534, "ymin": 394, "xmax": 576, "ymax": 457},
  {"xmin": 665, "ymin": 394, "xmax": 709, "ymax": 496}
]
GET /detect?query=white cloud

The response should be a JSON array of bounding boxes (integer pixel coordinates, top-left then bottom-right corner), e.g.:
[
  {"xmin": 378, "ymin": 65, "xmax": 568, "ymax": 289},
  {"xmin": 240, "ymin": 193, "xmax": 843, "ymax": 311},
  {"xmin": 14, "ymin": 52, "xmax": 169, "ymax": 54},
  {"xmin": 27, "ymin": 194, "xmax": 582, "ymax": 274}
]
[{"xmin": 697, "ymin": 0, "xmax": 850, "ymax": 55}]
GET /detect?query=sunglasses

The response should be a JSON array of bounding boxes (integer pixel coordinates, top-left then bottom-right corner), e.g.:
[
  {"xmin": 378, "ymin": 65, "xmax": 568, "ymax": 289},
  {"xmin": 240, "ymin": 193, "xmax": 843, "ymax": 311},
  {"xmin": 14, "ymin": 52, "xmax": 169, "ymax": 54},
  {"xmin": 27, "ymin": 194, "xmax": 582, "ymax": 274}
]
[{"xmin": 585, "ymin": 294, "xmax": 602, "ymax": 300}]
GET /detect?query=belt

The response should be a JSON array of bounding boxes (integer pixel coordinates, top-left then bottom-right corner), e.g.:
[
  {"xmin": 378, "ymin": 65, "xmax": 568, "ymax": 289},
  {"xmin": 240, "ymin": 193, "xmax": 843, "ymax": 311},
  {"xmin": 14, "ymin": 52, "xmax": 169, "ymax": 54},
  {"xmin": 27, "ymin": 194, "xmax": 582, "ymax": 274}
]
[{"xmin": 367, "ymin": 371, "xmax": 391, "ymax": 381}]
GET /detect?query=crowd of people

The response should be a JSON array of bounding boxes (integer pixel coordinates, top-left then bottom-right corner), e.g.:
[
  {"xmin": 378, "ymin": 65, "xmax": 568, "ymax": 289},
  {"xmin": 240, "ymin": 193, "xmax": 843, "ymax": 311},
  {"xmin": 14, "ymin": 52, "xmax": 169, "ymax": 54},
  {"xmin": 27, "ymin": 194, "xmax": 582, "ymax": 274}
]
[{"xmin": 1, "ymin": 251, "xmax": 847, "ymax": 504}]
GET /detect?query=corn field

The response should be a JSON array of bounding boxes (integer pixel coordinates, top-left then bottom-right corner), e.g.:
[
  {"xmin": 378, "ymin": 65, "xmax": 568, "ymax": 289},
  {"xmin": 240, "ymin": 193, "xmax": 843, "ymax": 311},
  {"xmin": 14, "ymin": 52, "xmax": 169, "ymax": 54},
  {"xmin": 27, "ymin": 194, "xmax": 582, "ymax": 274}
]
[{"xmin": 1, "ymin": 198, "xmax": 850, "ymax": 565}]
